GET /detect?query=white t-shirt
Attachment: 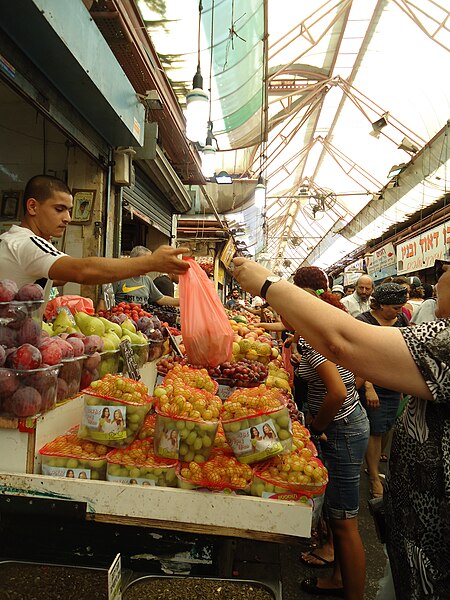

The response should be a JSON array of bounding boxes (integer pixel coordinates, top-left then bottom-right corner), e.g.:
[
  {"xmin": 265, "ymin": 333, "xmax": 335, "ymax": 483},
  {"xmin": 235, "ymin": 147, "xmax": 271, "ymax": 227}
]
[
  {"xmin": 251, "ymin": 296, "xmax": 264, "ymax": 308},
  {"xmin": 0, "ymin": 224, "xmax": 67, "ymax": 289},
  {"xmin": 341, "ymin": 292, "xmax": 370, "ymax": 317}
]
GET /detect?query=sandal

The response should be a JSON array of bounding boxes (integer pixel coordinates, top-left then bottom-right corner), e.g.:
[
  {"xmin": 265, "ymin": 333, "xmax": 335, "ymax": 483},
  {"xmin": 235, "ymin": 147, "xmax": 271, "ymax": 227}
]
[
  {"xmin": 301, "ymin": 576, "xmax": 345, "ymax": 597},
  {"xmin": 370, "ymin": 481, "xmax": 384, "ymax": 499},
  {"xmin": 300, "ymin": 551, "xmax": 335, "ymax": 569},
  {"xmin": 380, "ymin": 454, "xmax": 388, "ymax": 462}
]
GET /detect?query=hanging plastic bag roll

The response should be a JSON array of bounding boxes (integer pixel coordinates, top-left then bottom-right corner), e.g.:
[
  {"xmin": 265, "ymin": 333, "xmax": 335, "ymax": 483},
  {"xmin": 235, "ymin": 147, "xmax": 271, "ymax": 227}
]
[{"xmin": 178, "ymin": 257, "xmax": 233, "ymax": 367}]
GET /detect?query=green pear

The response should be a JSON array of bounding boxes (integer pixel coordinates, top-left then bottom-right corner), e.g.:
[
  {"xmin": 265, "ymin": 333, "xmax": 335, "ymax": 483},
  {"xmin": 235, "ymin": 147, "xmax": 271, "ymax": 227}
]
[
  {"xmin": 41, "ymin": 321, "xmax": 53, "ymax": 335},
  {"xmin": 120, "ymin": 334, "xmax": 132, "ymax": 343},
  {"xmin": 52, "ymin": 311, "xmax": 74, "ymax": 335},
  {"xmin": 128, "ymin": 331, "xmax": 145, "ymax": 345},
  {"xmin": 121, "ymin": 318, "xmax": 136, "ymax": 334},
  {"xmin": 98, "ymin": 317, "xmax": 122, "ymax": 338},
  {"xmin": 102, "ymin": 331, "xmax": 121, "ymax": 350},
  {"xmin": 75, "ymin": 312, "xmax": 106, "ymax": 337}
]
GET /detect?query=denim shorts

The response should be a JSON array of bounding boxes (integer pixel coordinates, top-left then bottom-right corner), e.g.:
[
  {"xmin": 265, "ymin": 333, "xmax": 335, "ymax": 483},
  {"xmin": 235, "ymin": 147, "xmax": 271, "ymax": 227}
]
[{"xmin": 320, "ymin": 403, "xmax": 369, "ymax": 519}]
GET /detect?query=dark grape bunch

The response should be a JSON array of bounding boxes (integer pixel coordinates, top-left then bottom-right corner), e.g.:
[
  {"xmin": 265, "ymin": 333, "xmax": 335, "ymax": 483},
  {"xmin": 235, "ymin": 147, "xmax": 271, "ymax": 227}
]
[{"xmin": 210, "ymin": 359, "xmax": 268, "ymax": 386}]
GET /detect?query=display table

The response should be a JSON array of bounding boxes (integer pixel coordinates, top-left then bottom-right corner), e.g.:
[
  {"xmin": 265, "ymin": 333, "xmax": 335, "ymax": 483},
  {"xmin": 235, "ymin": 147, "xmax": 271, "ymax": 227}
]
[
  {"xmin": 0, "ymin": 472, "xmax": 312, "ymax": 543},
  {"xmin": 0, "ymin": 357, "xmax": 312, "ymax": 545}
]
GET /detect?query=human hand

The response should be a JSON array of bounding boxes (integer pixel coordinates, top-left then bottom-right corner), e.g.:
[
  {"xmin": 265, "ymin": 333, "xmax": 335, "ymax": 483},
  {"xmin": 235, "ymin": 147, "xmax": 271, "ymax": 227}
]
[
  {"xmin": 147, "ymin": 246, "xmax": 190, "ymax": 275},
  {"xmin": 233, "ymin": 258, "xmax": 273, "ymax": 297},
  {"xmin": 366, "ymin": 389, "xmax": 380, "ymax": 409}
]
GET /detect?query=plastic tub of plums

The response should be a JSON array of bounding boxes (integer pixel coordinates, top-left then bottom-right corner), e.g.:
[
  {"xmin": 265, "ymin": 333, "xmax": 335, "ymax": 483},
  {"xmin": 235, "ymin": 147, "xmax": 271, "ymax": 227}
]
[
  {"xmin": 0, "ymin": 363, "xmax": 61, "ymax": 418},
  {"xmin": 57, "ymin": 355, "xmax": 85, "ymax": 401},
  {"xmin": 221, "ymin": 386, "xmax": 293, "ymax": 465},
  {"xmin": 251, "ymin": 452, "xmax": 328, "ymax": 500},
  {"xmin": 78, "ymin": 374, "xmax": 153, "ymax": 448},
  {"xmin": 106, "ymin": 438, "xmax": 178, "ymax": 487},
  {"xmin": 177, "ymin": 451, "xmax": 253, "ymax": 493},
  {"xmin": 0, "ymin": 281, "xmax": 45, "ymax": 348},
  {"xmin": 147, "ymin": 340, "xmax": 165, "ymax": 362},
  {"xmin": 40, "ymin": 428, "xmax": 109, "ymax": 480}
]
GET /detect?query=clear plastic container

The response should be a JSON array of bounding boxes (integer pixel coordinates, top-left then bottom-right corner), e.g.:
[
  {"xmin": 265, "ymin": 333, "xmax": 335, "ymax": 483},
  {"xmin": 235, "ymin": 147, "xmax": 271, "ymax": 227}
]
[
  {"xmin": 0, "ymin": 300, "xmax": 44, "ymax": 349},
  {"xmin": 97, "ymin": 349, "xmax": 121, "ymax": 379},
  {"xmin": 0, "ymin": 364, "xmax": 60, "ymax": 418},
  {"xmin": 251, "ymin": 453, "xmax": 328, "ymax": 499},
  {"xmin": 222, "ymin": 406, "xmax": 293, "ymax": 465},
  {"xmin": 106, "ymin": 438, "xmax": 177, "ymax": 487},
  {"xmin": 78, "ymin": 377, "xmax": 153, "ymax": 448},
  {"xmin": 147, "ymin": 340, "xmax": 164, "ymax": 362},
  {"xmin": 40, "ymin": 429, "xmax": 109, "ymax": 480},
  {"xmin": 154, "ymin": 410, "xmax": 218, "ymax": 462},
  {"xmin": 176, "ymin": 451, "xmax": 253, "ymax": 493},
  {"xmin": 57, "ymin": 356, "xmax": 85, "ymax": 401}
]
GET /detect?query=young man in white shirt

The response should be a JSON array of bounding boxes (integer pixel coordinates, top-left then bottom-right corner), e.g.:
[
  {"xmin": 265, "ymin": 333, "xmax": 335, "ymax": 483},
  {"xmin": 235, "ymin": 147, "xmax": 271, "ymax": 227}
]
[{"xmin": 0, "ymin": 175, "xmax": 189, "ymax": 295}]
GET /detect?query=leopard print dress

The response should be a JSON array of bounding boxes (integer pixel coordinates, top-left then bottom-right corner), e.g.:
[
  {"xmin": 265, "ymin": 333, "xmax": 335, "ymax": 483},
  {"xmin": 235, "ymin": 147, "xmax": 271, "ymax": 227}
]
[{"xmin": 385, "ymin": 319, "xmax": 450, "ymax": 599}]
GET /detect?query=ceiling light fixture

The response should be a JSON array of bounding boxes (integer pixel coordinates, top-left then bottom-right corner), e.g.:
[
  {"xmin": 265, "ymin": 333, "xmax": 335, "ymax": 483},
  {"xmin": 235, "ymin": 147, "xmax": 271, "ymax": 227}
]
[
  {"xmin": 370, "ymin": 112, "xmax": 389, "ymax": 138},
  {"xmin": 388, "ymin": 163, "xmax": 407, "ymax": 178},
  {"xmin": 215, "ymin": 171, "xmax": 233, "ymax": 184},
  {"xmin": 185, "ymin": 1, "xmax": 209, "ymax": 143},
  {"xmin": 397, "ymin": 137, "xmax": 419, "ymax": 154},
  {"xmin": 201, "ymin": 1, "xmax": 217, "ymax": 179},
  {"xmin": 254, "ymin": 175, "xmax": 266, "ymax": 209}
]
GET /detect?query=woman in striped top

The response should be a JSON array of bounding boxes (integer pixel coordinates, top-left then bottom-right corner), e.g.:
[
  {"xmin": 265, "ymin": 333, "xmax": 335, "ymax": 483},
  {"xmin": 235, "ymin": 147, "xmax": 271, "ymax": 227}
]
[{"xmin": 292, "ymin": 267, "xmax": 370, "ymax": 600}]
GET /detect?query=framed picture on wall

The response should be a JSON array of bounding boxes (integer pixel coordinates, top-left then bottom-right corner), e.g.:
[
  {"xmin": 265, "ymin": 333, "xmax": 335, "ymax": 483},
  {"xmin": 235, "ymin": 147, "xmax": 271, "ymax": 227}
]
[
  {"xmin": 0, "ymin": 190, "xmax": 21, "ymax": 219},
  {"xmin": 71, "ymin": 190, "xmax": 95, "ymax": 223}
]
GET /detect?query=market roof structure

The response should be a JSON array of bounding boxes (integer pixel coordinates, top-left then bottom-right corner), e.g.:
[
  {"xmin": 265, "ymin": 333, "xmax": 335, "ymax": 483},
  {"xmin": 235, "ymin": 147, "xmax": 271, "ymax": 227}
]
[{"xmin": 138, "ymin": 0, "xmax": 450, "ymax": 275}]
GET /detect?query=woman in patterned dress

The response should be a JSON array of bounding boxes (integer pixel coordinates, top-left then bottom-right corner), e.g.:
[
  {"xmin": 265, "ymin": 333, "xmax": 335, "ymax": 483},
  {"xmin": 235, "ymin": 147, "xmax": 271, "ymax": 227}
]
[{"xmin": 233, "ymin": 258, "xmax": 450, "ymax": 600}]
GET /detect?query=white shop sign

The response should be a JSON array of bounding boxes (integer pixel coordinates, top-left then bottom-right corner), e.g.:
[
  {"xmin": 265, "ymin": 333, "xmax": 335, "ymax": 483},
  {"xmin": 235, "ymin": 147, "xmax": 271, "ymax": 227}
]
[
  {"xmin": 396, "ymin": 220, "xmax": 450, "ymax": 274},
  {"xmin": 366, "ymin": 243, "xmax": 396, "ymax": 275}
]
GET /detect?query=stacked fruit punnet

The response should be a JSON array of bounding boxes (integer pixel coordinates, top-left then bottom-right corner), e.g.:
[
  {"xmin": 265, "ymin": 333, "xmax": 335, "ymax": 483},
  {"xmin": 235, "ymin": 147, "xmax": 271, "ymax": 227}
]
[
  {"xmin": 39, "ymin": 430, "xmax": 109, "ymax": 480},
  {"xmin": 153, "ymin": 367, "xmax": 222, "ymax": 462},
  {"xmin": 178, "ymin": 452, "xmax": 253, "ymax": 492},
  {"xmin": 138, "ymin": 412, "xmax": 157, "ymax": 440},
  {"xmin": 221, "ymin": 385, "xmax": 293, "ymax": 464},
  {"xmin": 0, "ymin": 281, "xmax": 63, "ymax": 417},
  {"xmin": 162, "ymin": 363, "xmax": 218, "ymax": 394},
  {"xmin": 251, "ymin": 448, "xmax": 328, "ymax": 499},
  {"xmin": 106, "ymin": 438, "xmax": 177, "ymax": 487},
  {"xmin": 78, "ymin": 374, "xmax": 152, "ymax": 448}
]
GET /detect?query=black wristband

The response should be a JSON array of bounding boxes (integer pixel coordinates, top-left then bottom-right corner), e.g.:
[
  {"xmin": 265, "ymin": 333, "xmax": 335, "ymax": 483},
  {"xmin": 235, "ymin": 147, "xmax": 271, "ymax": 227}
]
[{"xmin": 308, "ymin": 422, "xmax": 323, "ymax": 437}]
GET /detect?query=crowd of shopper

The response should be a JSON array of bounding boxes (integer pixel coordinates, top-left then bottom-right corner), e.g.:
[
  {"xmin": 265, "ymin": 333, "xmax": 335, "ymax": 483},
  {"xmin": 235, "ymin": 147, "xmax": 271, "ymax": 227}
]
[{"xmin": 232, "ymin": 258, "xmax": 449, "ymax": 600}]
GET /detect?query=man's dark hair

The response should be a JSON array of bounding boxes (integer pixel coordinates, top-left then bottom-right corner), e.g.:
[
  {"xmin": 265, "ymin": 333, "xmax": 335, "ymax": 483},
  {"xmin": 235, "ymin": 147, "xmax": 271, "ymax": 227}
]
[{"xmin": 23, "ymin": 175, "xmax": 71, "ymax": 212}]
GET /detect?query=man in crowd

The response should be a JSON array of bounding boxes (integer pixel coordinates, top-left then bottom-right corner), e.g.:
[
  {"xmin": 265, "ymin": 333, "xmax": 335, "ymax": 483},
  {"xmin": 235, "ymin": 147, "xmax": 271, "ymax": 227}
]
[
  {"xmin": 331, "ymin": 284, "xmax": 345, "ymax": 300},
  {"xmin": 225, "ymin": 288, "xmax": 245, "ymax": 309},
  {"xmin": 113, "ymin": 246, "xmax": 179, "ymax": 307},
  {"xmin": 153, "ymin": 272, "xmax": 179, "ymax": 297},
  {"xmin": 341, "ymin": 274, "xmax": 374, "ymax": 317},
  {"xmin": 0, "ymin": 175, "xmax": 189, "ymax": 294}
]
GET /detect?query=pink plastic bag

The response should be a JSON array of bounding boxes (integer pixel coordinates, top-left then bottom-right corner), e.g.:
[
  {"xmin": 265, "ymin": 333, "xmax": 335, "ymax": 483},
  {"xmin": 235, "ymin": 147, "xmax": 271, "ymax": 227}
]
[
  {"xmin": 45, "ymin": 295, "xmax": 95, "ymax": 321},
  {"xmin": 178, "ymin": 258, "xmax": 233, "ymax": 367}
]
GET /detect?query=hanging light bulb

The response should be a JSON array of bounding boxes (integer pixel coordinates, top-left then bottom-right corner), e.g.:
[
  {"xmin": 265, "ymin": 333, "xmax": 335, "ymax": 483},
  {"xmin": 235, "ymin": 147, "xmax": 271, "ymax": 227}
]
[
  {"xmin": 201, "ymin": 125, "xmax": 216, "ymax": 178},
  {"xmin": 254, "ymin": 175, "xmax": 266, "ymax": 209},
  {"xmin": 186, "ymin": 67, "xmax": 209, "ymax": 143}
]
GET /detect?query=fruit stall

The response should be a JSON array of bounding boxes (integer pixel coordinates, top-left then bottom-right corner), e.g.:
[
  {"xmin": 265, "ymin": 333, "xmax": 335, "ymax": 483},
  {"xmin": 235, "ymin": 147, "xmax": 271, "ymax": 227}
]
[{"xmin": 0, "ymin": 280, "xmax": 323, "ymax": 597}]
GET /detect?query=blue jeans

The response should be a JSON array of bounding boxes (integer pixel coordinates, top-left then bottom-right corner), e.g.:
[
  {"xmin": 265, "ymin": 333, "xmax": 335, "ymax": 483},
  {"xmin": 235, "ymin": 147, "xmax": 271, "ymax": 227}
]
[{"xmin": 320, "ymin": 403, "xmax": 369, "ymax": 519}]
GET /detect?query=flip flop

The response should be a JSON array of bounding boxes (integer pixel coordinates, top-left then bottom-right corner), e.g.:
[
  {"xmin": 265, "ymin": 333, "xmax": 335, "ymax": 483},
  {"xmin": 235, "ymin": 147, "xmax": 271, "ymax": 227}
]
[
  {"xmin": 380, "ymin": 454, "xmax": 388, "ymax": 462},
  {"xmin": 300, "ymin": 552, "xmax": 335, "ymax": 569},
  {"xmin": 301, "ymin": 576, "xmax": 345, "ymax": 597}
]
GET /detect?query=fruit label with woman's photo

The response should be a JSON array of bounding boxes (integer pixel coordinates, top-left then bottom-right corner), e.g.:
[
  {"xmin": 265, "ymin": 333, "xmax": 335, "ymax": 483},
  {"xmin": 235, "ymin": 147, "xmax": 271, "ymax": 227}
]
[
  {"xmin": 82, "ymin": 404, "xmax": 127, "ymax": 440},
  {"xmin": 42, "ymin": 465, "xmax": 91, "ymax": 479},
  {"xmin": 106, "ymin": 474, "xmax": 155, "ymax": 486},
  {"xmin": 153, "ymin": 419, "xmax": 180, "ymax": 459},
  {"xmin": 225, "ymin": 418, "xmax": 283, "ymax": 463}
]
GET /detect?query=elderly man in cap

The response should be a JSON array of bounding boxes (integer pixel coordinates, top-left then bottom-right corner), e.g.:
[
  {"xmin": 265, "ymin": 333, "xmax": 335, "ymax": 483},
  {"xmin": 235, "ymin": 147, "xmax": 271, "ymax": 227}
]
[
  {"xmin": 331, "ymin": 284, "xmax": 345, "ymax": 300},
  {"xmin": 341, "ymin": 274, "xmax": 374, "ymax": 317}
]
